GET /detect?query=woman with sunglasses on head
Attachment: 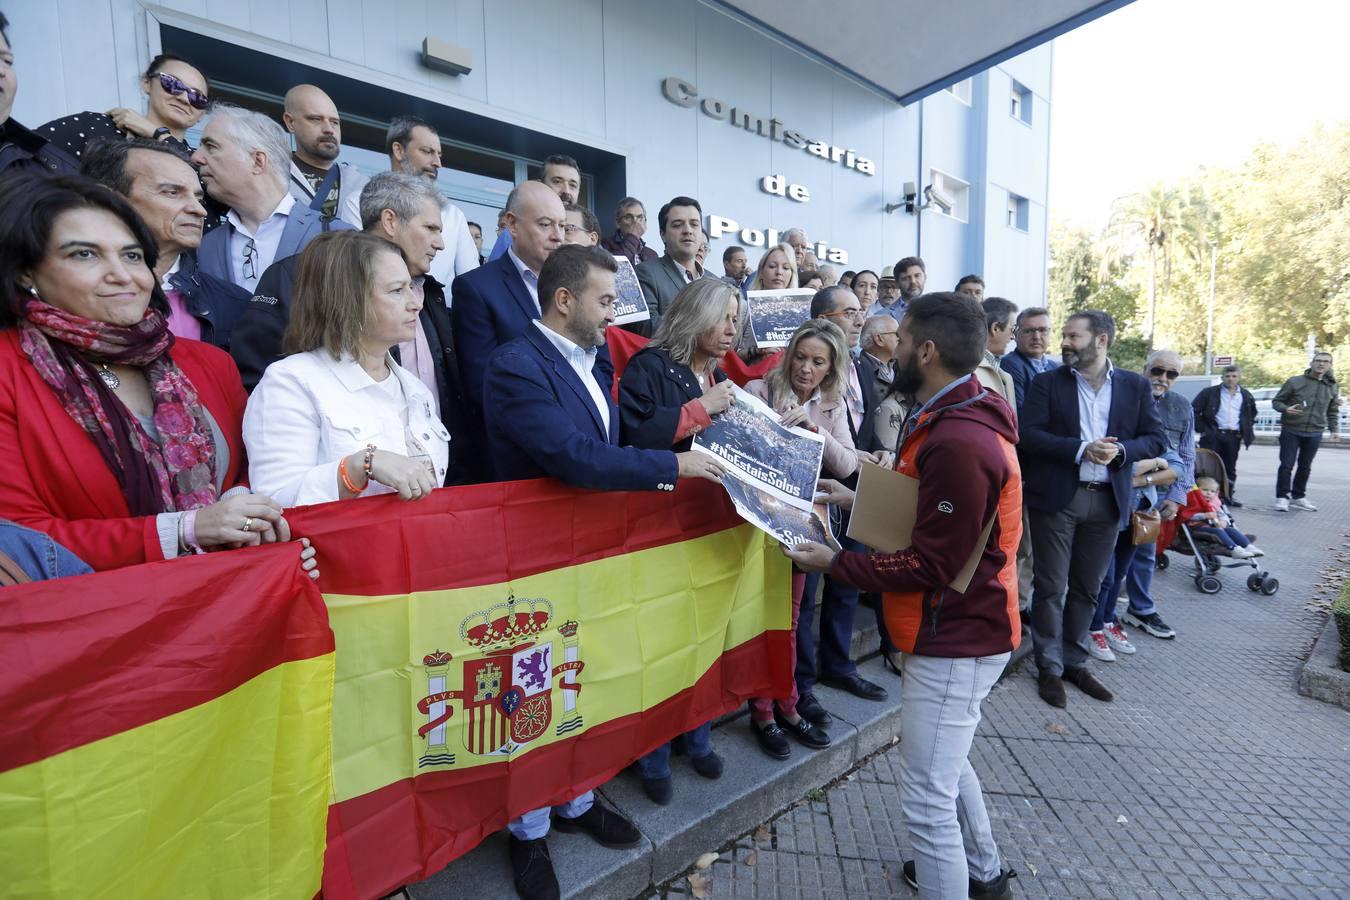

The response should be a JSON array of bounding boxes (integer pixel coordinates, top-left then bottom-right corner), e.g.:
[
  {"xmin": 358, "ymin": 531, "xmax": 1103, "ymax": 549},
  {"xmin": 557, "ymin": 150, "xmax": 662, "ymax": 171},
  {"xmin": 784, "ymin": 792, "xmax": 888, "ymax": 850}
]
[{"xmin": 37, "ymin": 54, "xmax": 210, "ymax": 159}]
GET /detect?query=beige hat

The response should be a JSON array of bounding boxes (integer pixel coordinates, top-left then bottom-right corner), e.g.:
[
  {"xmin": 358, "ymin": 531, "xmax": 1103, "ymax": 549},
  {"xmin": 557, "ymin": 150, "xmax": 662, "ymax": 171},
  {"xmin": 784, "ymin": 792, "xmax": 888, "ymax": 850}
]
[{"xmin": 880, "ymin": 265, "xmax": 895, "ymax": 281}]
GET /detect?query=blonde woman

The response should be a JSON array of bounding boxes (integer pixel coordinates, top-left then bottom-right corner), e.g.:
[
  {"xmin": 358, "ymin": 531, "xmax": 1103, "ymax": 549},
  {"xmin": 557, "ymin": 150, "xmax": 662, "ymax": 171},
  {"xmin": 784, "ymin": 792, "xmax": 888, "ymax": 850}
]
[
  {"xmin": 244, "ymin": 231, "xmax": 450, "ymax": 506},
  {"xmin": 737, "ymin": 241, "xmax": 800, "ymax": 358},
  {"xmin": 742, "ymin": 320, "xmax": 857, "ymax": 760}
]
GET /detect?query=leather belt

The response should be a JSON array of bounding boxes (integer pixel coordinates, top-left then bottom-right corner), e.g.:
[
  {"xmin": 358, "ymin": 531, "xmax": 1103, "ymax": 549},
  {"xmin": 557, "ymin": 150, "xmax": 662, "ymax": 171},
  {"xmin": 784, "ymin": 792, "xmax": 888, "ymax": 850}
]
[
  {"xmin": 1219, "ymin": 428, "xmax": 1240, "ymax": 434},
  {"xmin": 1078, "ymin": 481, "xmax": 1111, "ymax": 492}
]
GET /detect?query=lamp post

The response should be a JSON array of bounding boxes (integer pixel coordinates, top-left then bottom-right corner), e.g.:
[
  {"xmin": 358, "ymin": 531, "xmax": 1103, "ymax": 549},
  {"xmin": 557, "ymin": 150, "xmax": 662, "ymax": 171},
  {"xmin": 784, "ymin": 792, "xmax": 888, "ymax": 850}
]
[{"xmin": 1205, "ymin": 239, "xmax": 1217, "ymax": 375}]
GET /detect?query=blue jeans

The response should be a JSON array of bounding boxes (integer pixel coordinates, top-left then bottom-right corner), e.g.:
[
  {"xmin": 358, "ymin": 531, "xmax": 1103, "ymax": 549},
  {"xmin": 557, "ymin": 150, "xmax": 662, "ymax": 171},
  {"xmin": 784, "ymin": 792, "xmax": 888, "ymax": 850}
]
[
  {"xmin": 1190, "ymin": 524, "xmax": 1249, "ymax": 549},
  {"xmin": 507, "ymin": 791, "xmax": 594, "ymax": 840},
  {"xmin": 1091, "ymin": 529, "xmax": 1137, "ymax": 631},
  {"xmin": 899, "ymin": 652, "xmax": 1009, "ymax": 897},
  {"xmin": 633, "ymin": 721, "xmax": 714, "ymax": 780},
  {"xmin": 1276, "ymin": 430, "xmax": 1322, "ymax": 499},
  {"xmin": 1124, "ymin": 539, "xmax": 1158, "ymax": 617}
]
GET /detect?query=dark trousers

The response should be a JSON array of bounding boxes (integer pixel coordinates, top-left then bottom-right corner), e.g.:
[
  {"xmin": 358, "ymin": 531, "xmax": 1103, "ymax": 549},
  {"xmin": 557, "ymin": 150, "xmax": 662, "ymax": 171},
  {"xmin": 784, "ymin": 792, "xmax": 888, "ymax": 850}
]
[
  {"xmin": 1200, "ymin": 429, "xmax": 1242, "ymax": 496},
  {"xmin": 1276, "ymin": 430, "xmax": 1322, "ymax": 499},
  {"xmin": 799, "ymin": 538, "xmax": 863, "ymax": 691},
  {"xmin": 1029, "ymin": 485, "xmax": 1120, "ymax": 676}
]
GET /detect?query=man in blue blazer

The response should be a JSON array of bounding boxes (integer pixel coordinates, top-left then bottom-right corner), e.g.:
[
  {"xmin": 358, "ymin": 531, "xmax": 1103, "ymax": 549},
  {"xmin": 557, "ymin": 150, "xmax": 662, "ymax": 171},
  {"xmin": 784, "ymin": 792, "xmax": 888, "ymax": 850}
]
[
  {"xmin": 481, "ymin": 244, "xmax": 724, "ymax": 900},
  {"xmin": 1019, "ymin": 310, "xmax": 1165, "ymax": 709},
  {"xmin": 191, "ymin": 104, "xmax": 352, "ymax": 291}
]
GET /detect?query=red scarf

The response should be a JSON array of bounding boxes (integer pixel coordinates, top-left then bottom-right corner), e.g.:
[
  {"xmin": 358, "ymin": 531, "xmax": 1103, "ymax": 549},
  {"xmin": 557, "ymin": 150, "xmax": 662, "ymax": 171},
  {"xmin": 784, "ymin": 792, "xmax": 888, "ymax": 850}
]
[{"xmin": 18, "ymin": 296, "xmax": 220, "ymax": 516}]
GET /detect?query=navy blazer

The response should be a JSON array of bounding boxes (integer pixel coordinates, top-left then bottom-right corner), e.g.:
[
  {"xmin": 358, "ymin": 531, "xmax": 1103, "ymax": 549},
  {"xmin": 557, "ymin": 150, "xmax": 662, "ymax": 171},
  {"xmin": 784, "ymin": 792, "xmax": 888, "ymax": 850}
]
[
  {"xmin": 451, "ymin": 253, "xmax": 540, "ymax": 414},
  {"xmin": 196, "ymin": 203, "xmax": 351, "ymax": 287},
  {"xmin": 165, "ymin": 251, "xmax": 250, "ymax": 351},
  {"xmin": 1000, "ymin": 349, "xmax": 1059, "ymax": 411},
  {"xmin": 1018, "ymin": 364, "xmax": 1166, "ymax": 528},
  {"xmin": 618, "ymin": 345, "xmax": 727, "ymax": 452},
  {"xmin": 484, "ymin": 325, "xmax": 679, "ymax": 491}
]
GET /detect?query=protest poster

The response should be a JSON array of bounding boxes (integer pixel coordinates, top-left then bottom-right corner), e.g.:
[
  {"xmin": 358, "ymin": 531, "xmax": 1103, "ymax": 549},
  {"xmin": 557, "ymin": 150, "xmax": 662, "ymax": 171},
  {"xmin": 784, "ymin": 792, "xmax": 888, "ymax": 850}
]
[
  {"xmin": 694, "ymin": 384, "xmax": 839, "ymax": 549},
  {"xmin": 612, "ymin": 256, "xmax": 651, "ymax": 325},
  {"xmin": 746, "ymin": 288, "xmax": 815, "ymax": 349}
]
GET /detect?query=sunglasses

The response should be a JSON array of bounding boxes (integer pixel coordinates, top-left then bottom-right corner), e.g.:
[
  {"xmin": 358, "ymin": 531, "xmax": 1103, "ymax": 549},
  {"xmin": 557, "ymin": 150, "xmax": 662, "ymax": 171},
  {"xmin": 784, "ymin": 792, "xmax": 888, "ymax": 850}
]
[
  {"xmin": 157, "ymin": 72, "xmax": 210, "ymax": 110},
  {"xmin": 1149, "ymin": 367, "xmax": 1180, "ymax": 380}
]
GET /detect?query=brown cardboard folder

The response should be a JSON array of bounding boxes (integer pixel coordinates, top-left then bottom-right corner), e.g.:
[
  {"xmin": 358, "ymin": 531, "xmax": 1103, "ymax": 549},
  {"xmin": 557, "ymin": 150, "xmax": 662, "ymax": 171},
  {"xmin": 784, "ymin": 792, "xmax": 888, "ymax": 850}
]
[{"xmin": 846, "ymin": 463, "xmax": 994, "ymax": 593}]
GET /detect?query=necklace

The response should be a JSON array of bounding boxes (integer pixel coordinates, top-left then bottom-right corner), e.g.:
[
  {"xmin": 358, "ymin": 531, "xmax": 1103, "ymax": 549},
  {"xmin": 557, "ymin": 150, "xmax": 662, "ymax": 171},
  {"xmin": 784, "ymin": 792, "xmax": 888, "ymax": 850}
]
[{"xmin": 97, "ymin": 364, "xmax": 120, "ymax": 390}]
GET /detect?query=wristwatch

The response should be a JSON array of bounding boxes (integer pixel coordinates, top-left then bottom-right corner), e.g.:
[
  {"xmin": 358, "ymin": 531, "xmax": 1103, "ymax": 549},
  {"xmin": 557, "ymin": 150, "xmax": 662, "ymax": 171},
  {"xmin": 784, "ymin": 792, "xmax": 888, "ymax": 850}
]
[
  {"xmin": 1145, "ymin": 474, "xmax": 1154, "ymax": 485},
  {"xmin": 152, "ymin": 127, "xmax": 172, "ymax": 141}
]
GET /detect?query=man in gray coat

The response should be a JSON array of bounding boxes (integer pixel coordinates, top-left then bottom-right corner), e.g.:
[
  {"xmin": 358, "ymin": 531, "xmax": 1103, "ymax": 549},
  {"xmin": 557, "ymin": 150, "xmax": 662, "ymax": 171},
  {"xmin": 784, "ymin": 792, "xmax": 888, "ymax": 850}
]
[
  {"xmin": 283, "ymin": 84, "xmax": 367, "ymax": 228},
  {"xmin": 635, "ymin": 195, "xmax": 710, "ymax": 328}
]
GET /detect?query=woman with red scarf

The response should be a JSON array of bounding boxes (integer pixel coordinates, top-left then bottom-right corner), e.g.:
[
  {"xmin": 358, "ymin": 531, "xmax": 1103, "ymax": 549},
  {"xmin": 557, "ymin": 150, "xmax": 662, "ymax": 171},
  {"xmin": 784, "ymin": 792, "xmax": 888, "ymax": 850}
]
[{"xmin": 0, "ymin": 176, "xmax": 314, "ymax": 574}]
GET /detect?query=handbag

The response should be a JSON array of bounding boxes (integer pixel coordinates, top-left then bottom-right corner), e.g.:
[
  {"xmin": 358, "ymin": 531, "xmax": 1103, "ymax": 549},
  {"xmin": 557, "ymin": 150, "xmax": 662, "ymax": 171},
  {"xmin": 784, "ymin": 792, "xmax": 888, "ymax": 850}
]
[{"xmin": 1131, "ymin": 508, "xmax": 1161, "ymax": 545}]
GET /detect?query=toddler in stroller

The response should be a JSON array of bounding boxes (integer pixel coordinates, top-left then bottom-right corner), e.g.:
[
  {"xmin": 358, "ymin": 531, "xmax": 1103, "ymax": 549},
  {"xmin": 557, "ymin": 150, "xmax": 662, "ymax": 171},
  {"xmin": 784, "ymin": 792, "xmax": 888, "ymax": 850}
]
[{"xmin": 1180, "ymin": 476, "xmax": 1265, "ymax": 559}]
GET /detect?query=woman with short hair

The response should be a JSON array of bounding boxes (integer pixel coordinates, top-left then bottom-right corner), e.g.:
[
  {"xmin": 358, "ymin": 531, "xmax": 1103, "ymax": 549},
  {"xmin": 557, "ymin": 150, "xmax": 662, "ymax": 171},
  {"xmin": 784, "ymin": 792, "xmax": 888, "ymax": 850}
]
[
  {"xmin": 244, "ymin": 231, "xmax": 449, "ymax": 505},
  {"xmin": 742, "ymin": 319, "xmax": 857, "ymax": 760},
  {"xmin": 0, "ymin": 175, "xmax": 308, "ymax": 573}
]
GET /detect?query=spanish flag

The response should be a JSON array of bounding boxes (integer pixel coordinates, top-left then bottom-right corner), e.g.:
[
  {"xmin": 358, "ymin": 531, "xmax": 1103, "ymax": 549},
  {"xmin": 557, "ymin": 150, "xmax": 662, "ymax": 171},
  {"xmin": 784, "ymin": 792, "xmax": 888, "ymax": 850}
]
[{"xmin": 0, "ymin": 479, "xmax": 791, "ymax": 899}]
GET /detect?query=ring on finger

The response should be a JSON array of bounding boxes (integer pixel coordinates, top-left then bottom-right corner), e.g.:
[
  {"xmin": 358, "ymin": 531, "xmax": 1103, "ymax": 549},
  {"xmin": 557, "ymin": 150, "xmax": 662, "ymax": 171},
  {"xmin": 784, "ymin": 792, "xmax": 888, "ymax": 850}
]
[{"xmin": 243, "ymin": 516, "xmax": 253, "ymax": 532}]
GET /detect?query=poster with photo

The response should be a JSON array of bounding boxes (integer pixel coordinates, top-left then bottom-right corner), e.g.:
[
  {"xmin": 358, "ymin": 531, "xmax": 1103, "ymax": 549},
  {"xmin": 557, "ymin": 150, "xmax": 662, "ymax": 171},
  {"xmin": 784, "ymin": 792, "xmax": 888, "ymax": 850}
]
[
  {"xmin": 694, "ymin": 384, "xmax": 837, "ymax": 548},
  {"xmin": 612, "ymin": 256, "xmax": 651, "ymax": 325},
  {"xmin": 746, "ymin": 288, "xmax": 815, "ymax": 349}
]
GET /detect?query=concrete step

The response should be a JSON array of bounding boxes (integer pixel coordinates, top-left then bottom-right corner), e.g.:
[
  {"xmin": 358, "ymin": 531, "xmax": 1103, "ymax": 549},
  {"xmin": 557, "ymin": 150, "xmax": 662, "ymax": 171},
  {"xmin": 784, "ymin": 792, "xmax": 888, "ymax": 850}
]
[{"xmin": 408, "ymin": 613, "xmax": 1032, "ymax": 900}]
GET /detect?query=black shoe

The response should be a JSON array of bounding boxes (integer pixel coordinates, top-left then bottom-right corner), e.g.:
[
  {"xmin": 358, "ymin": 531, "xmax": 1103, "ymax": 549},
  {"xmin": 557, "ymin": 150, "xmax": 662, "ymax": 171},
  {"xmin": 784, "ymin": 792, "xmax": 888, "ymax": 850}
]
[
  {"xmin": 690, "ymin": 751, "xmax": 723, "ymax": 779},
  {"xmin": 640, "ymin": 775, "xmax": 672, "ymax": 805},
  {"xmin": 881, "ymin": 652, "xmax": 903, "ymax": 678},
  {"xmin": 775, "ymin": 710, "xmax": 831, "ymax": 749},
  {"xmin": 901, "ymin": 860, "xmax": 1018, "ymax": 898},
  {"xmin": 796, "ymin": 690, "xmax": 833, "ymax": 728},
  {"xmin": 1037, "ymin": 670, "xmax": 1066, "ymax": 708},
  {"xmin": 551, "ymin": 800, "xmax": 641, "ymax": 848},
  {"xmin": 751, "ymin": 719, "xmax": 791, "ymax": 760},
  {"xmin": 509, "ymin": 835, "xmax": 559, "ymax": 900},
  {"xmin": 820, "ymin": 672, "xmax": 889, "ymax": 701},
  {"xmin": 1063, "ymin": 666, "xmax": 1114, "ymax": 702},
  {"xmin": 1227, "ymin": 497, "xmax": 1243, "ymax": 508}
]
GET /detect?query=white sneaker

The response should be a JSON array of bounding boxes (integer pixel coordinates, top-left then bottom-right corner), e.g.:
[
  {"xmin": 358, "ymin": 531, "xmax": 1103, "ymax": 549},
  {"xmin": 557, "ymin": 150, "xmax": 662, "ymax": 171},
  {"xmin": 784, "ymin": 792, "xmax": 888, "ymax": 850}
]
[
  {"xmin": 1104, "ymin": 622, "xmax": 1137, "ymax": 655},
  {"xmin": 1274, "ymin": 497, "xmax": 1290, "ymax": 512},
  {"xmin": 1230, "ymin": 547, "xmax": 1256, "ymax": 559},
  {"xmin": 1088, "ymin": 630, "xmax": 1116, "ymax": 662},
  {"xmin": 1247, "ymin": 545, "xmax": 1266, "ymax": 557},
  {"xmin": 1290, "ymin": 497, "xmax": 1318, "ymax": 511}
]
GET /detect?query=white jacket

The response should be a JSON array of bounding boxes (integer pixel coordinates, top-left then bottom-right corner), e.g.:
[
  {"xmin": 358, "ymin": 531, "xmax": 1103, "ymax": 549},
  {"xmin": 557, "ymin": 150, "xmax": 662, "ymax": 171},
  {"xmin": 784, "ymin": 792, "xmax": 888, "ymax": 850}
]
[{"xmin": 244, "ymin": 350, "xmax": 450, "ymax": 506}]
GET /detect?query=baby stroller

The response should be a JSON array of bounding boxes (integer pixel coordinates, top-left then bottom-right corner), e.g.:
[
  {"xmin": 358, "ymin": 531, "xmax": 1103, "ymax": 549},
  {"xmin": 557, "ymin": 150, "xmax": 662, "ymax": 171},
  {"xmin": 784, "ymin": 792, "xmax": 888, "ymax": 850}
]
[{"xmin": 1155, "ymin": 448, "xmax": 1279, "ymax": 596}]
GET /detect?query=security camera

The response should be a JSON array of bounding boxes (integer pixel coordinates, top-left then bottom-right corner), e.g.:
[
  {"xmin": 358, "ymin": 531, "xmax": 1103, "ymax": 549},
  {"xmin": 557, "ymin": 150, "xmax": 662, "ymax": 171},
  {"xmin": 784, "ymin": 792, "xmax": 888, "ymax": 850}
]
[{"xmin": 923, "ymin": 184, "xmax": 954, "ymax": 214}]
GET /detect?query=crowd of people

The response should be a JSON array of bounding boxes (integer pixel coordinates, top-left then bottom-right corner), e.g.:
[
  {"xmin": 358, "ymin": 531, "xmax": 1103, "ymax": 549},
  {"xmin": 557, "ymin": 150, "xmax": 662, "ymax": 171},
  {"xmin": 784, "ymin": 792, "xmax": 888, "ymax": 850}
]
[{"xmin": 0, "ymin": 16, "xmax": 1342, "ymax": 899}]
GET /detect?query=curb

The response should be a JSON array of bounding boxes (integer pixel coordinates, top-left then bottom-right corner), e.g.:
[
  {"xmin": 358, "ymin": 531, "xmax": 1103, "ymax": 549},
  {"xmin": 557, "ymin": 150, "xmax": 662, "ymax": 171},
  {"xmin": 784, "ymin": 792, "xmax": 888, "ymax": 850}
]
[{"xmin": 1296, "ymin": 615, "xmax": 1350, "ymax": 710}]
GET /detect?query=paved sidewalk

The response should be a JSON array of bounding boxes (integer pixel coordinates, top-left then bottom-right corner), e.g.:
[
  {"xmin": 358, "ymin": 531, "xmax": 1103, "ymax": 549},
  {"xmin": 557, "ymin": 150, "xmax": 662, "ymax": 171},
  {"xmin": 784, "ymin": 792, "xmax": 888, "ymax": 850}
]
[{"xmin": 659, "ymin": 444, "xmax": 1350, "ymax": 899}]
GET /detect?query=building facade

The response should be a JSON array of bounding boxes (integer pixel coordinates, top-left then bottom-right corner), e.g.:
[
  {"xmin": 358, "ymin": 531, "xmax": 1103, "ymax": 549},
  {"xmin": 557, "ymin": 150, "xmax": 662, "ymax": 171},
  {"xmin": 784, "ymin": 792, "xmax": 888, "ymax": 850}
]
[{"xmin": 8, "ymin": 0, "xmax": 1053, "ymax": 305}]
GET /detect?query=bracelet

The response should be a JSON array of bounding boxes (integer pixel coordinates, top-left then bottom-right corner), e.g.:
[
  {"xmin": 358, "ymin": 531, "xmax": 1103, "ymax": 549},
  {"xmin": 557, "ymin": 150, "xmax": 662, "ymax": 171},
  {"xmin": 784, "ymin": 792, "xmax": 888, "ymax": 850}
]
[
  {"xmin": 363, "ymin": 444, "xmax": 377, "ymax": 480},
  {"xmin": 182, "ymin": 509, "xmax": 201, "ymax": 553},
  {"xmin": 338, "ymin": 455, "xmax": 364, "ymax": 495},
  {"xmin": 177, "ymin": 513, "xmax": 189, "ymax": 556}
]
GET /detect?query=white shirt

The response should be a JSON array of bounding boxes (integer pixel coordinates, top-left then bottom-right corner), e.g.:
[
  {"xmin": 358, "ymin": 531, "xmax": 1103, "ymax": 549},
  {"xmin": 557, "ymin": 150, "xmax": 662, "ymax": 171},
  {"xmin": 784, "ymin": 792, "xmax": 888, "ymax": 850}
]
[
  {"xmin": 532, "ymin": 320, "xmax": 610, "ymax": 434},
  {"xmin": 427, "ymin": 199, "xmax": 482, "ymax": 291},
  {"xmin": 1072, "ymin": 361, "xmax": 1115, "ymax": 483},
  {"xmin": 507, "ymin": 248, "xmax": 541, "ymax": 313},
  {"xmin": 1218, "ymin": 385, "xmax": 1243, "ymax": 430},
  {"xmin": 226, "ymin": 192, "xmax": 296, "ymax": 291},
  {"xmin": 243, "ymin": 349, "xmax": 450, "ymax": 506}
]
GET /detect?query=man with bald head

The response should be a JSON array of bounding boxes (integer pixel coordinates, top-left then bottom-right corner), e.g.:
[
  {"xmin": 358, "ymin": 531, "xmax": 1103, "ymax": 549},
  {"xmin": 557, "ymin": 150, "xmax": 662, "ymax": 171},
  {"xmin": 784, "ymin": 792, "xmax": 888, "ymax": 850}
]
[
  {"xmin": 283, "ymin": 84, "xmax": 366, "ymax": 228},
  {"xmin": 453, "ymin": 179, "xmax": 580, "ymax": 429}
]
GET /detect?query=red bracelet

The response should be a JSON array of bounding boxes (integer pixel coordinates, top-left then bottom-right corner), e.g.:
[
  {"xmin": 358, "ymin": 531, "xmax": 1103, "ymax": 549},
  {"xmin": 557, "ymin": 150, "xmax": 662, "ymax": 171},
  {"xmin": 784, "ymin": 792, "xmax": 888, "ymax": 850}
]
[{"xmin": 338, "ymin": 455, "xmax": 363, "ymax": 495}]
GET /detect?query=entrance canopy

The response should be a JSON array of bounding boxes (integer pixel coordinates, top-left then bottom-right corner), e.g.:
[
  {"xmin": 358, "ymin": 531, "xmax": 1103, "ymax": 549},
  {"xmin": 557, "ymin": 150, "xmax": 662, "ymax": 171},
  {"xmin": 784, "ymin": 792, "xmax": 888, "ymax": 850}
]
[{"xmin": 717, "ymin": 0, "xmax": 1133, "ymax": 103}]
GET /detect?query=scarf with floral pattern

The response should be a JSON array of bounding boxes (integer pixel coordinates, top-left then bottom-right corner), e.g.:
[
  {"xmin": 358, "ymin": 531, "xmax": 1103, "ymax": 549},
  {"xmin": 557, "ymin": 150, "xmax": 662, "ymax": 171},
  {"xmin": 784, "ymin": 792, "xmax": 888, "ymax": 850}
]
[{"xmin": 18, "ymin": 296, "xmax": 219, "ymax": 516}]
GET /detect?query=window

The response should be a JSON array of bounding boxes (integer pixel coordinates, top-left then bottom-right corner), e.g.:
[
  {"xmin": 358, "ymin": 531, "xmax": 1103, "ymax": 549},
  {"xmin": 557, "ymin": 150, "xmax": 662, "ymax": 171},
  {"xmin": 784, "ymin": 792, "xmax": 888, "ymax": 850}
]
[
  {"xmin": 1010, "ymin": 80, "xmax": 1032, "ymax": 125},
  {"xmin": 945, "ymin": 78, "xmax": 972, "ymax": 105},
  {"xmin": 1007, "ymin": 192, "xmax": 1029, "ymax": 231},
  {"xmin": 929, "ymin": 169, "xmax": 970, "ymax": 223}
]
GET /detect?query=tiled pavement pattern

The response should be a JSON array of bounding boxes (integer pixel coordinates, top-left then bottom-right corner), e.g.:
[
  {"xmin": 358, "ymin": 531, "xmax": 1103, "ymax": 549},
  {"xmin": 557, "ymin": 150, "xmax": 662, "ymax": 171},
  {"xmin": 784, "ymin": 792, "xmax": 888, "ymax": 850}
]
[{"xmin": 659, "ymin": 444, "xmax": 1350, "ymax": 899}]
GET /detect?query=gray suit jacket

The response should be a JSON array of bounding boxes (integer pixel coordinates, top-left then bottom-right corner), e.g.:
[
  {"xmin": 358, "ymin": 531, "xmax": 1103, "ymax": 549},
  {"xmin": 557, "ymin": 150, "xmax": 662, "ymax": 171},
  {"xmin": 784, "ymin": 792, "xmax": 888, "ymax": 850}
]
[
  {"xmin": 635, "ymin": 253, "xmax": 709, "ymax": 328},
  {"xmin": 197, "ymin": 202, "xmax": 354, "ymax": 288},
  {"xmin": 287, "ymin": 160, "xmax": 368, "ymax": 229}
]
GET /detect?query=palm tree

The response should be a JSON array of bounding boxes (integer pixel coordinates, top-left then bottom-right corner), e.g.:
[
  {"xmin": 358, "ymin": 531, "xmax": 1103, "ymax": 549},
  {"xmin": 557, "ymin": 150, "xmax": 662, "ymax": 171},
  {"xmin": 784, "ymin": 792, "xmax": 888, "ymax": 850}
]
[{"xmin": 1101, "ymin": 184, "xmax": 1197, "ymax": 349}]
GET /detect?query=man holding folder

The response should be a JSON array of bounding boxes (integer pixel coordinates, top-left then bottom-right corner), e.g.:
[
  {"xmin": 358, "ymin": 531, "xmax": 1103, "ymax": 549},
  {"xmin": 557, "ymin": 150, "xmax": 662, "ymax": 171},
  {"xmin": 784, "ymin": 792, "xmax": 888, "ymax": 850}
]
[{"xmin": 785, "ymin": 293, "xmax": 1021, "ymax": 900}]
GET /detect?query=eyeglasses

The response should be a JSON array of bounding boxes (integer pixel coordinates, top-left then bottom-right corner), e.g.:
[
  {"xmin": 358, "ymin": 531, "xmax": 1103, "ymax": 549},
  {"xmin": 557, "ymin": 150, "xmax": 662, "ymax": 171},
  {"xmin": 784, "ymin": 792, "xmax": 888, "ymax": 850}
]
[
  {"xmin": 242, "ymin": 238, "xmax": 258, "ymax": 284},
  {"xmin": 157, "ymin": 72, "xmax": 210, "ymax": 110},
  {"xmin": 562, "ymin": 223, "xmax": 591, "ymax": 235},
  {"xmin": 824, "ymin": 308, "xmax": 864, "ymax": 321},
  {"xmin": 1149, "ymin": 367, "xmax": 1180, "ymax": 380},
  {"xmin": 1017, "ymin": 326, "xmax": 1052, "ymax": 336}
]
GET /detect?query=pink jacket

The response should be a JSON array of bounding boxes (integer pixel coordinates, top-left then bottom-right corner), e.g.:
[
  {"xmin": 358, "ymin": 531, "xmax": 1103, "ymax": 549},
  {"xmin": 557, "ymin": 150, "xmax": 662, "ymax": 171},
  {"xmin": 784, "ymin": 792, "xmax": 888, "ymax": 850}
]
[{"xmin": 745, "ymin": 379, "xmax": 859, "ymax": 478}]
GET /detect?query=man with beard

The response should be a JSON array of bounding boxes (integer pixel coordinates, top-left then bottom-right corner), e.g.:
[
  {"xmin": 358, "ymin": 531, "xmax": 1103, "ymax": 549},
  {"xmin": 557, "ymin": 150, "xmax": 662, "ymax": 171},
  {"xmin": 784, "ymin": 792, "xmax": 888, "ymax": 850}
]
[
  {"xmin": 386, "ymin": 115, "xmax": 479, "ymax": 285},
  {"xmin": 600, "ymin": 197, "xmax": 659, "ymax": 268},
  {"xmin": 785, "ymin": 293, "xmax": 1023, "ymax": 900},
  {"xmin": 869, "ymin": 257, "xmax": 925, "ymax": 322},
  {"xmin": 1019, "ymin": 311, "xmax": 1165, "ymax": 708},
  {"xmin": 283, "ymin": 84, "xmax": 366, "ymax": 228}
]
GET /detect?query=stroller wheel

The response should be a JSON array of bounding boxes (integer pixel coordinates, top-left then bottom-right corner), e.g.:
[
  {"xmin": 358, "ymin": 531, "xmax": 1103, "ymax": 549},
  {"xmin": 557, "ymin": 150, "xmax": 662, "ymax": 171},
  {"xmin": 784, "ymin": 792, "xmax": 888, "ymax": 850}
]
[
  {"xmin": 1156, "ymin": 553, "xmax": 1170, "ymax": 570},
  {"xmin": 1260, "ymin": 576, "xmax": 1280, "ymax": 596},
  {"xmin": 1196, "ymin": 574, "xmax": 1222, "ymax": 594},
  {"xmin": 1247, "ymin": 572, "xmax": 1264, "ymax": 592},
  {"xmin": 1204, "ymin": 555, "xmax": 1222, "ymax": 574}
]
